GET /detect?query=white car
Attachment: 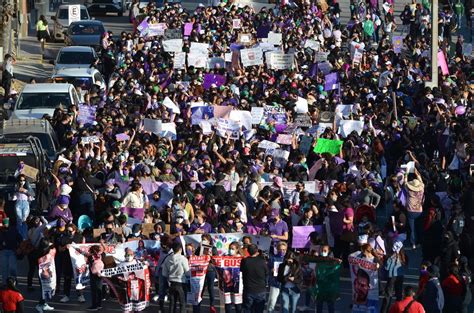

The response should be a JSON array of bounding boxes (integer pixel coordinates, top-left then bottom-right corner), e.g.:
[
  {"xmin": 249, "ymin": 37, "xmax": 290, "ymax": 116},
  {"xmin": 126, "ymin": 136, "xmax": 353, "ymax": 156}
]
[
  {"xmin": 51, "ymin": 4, "xmax": 91, "ymax": 42},
  {"xmin": 52, "ymin": 46, "xmax": 98, "ymax": 74},
  {"xmin": 11, "ymin": 83, "xmax": 80, "ymax": 120},
  {"xmin": 51, "ymin": 67, "xmax": 106, "ymax": 95}
]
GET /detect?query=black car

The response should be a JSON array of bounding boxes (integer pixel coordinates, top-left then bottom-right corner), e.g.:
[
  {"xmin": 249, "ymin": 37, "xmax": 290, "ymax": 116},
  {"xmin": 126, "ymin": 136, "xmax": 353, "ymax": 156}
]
[
  {"xmin": 64, "ymin": 20, "xmax": 106, "ymax": 48},
  {"xmin": 86, "ymin": 0, "xmax": 125, "ymax": 16}
]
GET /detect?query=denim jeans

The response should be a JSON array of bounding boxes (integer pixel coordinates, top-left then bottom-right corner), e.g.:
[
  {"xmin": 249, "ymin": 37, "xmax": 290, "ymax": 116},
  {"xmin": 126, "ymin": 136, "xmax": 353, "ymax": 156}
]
[
  {"xmin": 316, "ymin": 300, "xmax": 335, "ymax": 313},
  {"xmin": 407, "ymin": 211, "xmax": 422, "ymax": 246},
  {"xmin": 15, "ymin": 200, "xmax": 30, "ymax": 239},
  {"xmin": 158, "ymin": 273, "xmax": 169, "ymax": 311},
  {"xmin": 281, "ymin": 286, "xmax": 301, "ymax": 313},
  {"xmin": 242, "ymin": 291, "xmax": 266, "ymax": 313},
  {"xmin": 267, "ymin": 286, "xmax": 281, "ymax": 313},
  {"xmin": 0, "ymin": 249, "xmax": 17, "ymax": 285}
]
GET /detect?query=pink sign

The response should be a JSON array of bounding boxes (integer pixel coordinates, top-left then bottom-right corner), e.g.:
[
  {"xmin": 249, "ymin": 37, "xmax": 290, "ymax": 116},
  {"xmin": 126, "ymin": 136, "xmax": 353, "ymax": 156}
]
[
  {"xmin": 437, "ymin": 51, "xmax": 449, "ymax": 76},
  {"xmin": 291, "ymin": 225, "xmax": 324, "ymax": 248},
  {"xmin": 184, "ymin": 22, "xmax": 193, "ymax": 36}
]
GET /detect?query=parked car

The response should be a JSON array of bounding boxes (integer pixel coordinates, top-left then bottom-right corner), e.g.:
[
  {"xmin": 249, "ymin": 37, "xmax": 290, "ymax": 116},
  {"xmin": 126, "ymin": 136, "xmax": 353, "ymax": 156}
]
[
  {"xmin": 52, "ymin": 46, "xmax": 98, "ymax": 74},
  {"xmin": 64, "ymin": 20, "xmax": 106, "ymax": 48},
  {"xmin": 52, "ymin": 67, "xmax": 106, "ymax": 95},
  {"xmin": 86, "ymin": 0, "xmax": 125, "ymax": 16},
  {"xmin": 51, "ymin": 4, "xmax": 90, "ymax": 42},
  {"xmin": 11, "ymin": 83, "xmax": 80, "ymax": 120},
  {"xmin": 0, "ymin": 119, "xmax": 62, "ymax": 161}
]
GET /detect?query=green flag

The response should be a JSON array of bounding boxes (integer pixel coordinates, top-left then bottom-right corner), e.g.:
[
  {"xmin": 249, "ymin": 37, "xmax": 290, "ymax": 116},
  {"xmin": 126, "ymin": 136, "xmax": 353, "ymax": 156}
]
[
  {"xmin": 313, "ymin": 138, "xmax": 343, "ymax": 155},
  {"xmin": 309, "ymin": 261, "xmax": 341, "ymax": 301}
]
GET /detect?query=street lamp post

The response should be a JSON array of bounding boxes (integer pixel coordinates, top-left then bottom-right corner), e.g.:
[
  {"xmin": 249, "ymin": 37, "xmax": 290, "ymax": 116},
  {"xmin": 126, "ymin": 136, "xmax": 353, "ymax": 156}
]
[{"xmin": 426, "ymin": 0, "xmax": 439, "ymax": 88}]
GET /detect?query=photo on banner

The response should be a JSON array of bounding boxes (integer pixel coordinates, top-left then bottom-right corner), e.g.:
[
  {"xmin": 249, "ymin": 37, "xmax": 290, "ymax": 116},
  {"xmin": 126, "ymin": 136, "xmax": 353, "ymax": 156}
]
[
  {"xmin": 187, "ymin": 255, "xmax": 211, "ymax": 305},
  {"xmin": 39, "ymin": 248, "xmax": 57, "ymax": 300},
  {"xmin": 213, "ymin": 256, "xmax": 244, "ymax": 305},
  {"xmin": 349, "ymin": 252, "xmax": 379, "ymax": 313}
]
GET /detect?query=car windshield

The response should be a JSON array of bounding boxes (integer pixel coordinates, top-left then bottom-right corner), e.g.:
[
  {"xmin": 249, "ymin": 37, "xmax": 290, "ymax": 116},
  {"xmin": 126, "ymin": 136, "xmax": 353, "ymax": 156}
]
[
  {"xmin": 57, "ymin": 51, "xmax": 95, "ymax": 64},
  {"xmin": 57, "ymin": 8, "xmax": 89, "ymax": 20},
  {"xmin": 17, "ymin": 93, "xmax": 71, "ymax": 110},
  {"xmin": 70, "ymin": 24, "xmax": 103, "ymax": 35},
  {"xmin": 53, "ymin": 76, "xmax": 92, "ymax": 90}
]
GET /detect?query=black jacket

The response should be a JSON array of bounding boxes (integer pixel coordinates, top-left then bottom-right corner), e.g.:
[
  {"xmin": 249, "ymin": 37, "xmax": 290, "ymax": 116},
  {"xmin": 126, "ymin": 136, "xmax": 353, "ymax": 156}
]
[{"xmin": 277, "ymin": 262, "xmax": 304, "ymax": 290}]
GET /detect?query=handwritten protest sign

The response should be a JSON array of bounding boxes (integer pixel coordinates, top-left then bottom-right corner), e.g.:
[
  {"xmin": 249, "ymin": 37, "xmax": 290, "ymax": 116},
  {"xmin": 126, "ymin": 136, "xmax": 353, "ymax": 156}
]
[
  {"xmin": 338, "ymin": 120, "xmax": 364, "ymax": 137},
  {"xmin": 188, "ymin": 53, "xmax": 209, "ymax": 68},
  {"xmin": 147, "ymin": 23, "xmax": 166, "ymax": 36},
  {"xmin": 203, "ymin": 74, "xmax": 226, "ymax": 89},
  {"xmin": 392, "ymin": 36, "xmax": 403, "ymax": 54},
  {"xmin": 81, "ymin": 136, "xmax": 100, "ymax": 144},
  {"xmin": 164, "ymin": 28, "xmax": 182, "ymax": 39},
  {"xmin": 115, "ymin": 133, "xmax": 130, "ymax": 142},
  {"xmin": 143, "ymin": 118, "xmax": 162, "ymax": 134},
  {"xmin": 304, "ymin": 39, "xmax": 320, "ymax": 51},
  {"xmin": 315, "ymin": 51, "xmax": 329, "ymax": 62},
  {"xmin": 251, "ymin": 107, "xmax": 265, "ymax": 124},
  {"xmin": 77, "ymin": 104, "xmax": 96, "ymax": 124},
  {"xmin": 314, "ymin": 138, "xmax": 343, "ymax": 155},
  {"xmin": 173, "ymin": 52, "xmax": 186, "ymax": 69},
  {"xmin": 276, "ymin": 134, "xmax": 293, "ymax": 145},
  {"xmin": 267, "ymin": 32, "xmax": 282, "ymax": 45},
  {"xmin": 163, "ymin": 39, "xmax": 183, "ymax": 53},
  {"xmin": 294, "ymin": 114, "xmax": 312, "ymax": 128},
  {"xmin": 190, "ymin": 42, "xmax": 209, "ymax": 55},
  {"xmin": 258, "ymin": 140, "xmax": 280, "ymax": 150},
  {"xmin": 238, "ymin": 33, "xmax": 252, "ymax": 44},
  {"xmin": 232, "ymin": 19, "xmax": 241, "ymax": 29},
  {"xmin": 163, "ymin": 96, "xmax": 180, "ymax": 113},
  {"xmin": 268, "ymin": 52, "xmax": 294, "ymax": 70}
]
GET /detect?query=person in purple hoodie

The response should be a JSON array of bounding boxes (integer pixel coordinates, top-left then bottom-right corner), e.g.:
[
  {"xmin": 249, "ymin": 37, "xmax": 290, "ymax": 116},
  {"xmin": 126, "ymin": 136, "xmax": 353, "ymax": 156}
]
[
  {"xmin": 188, "ymin": 210, "xmax": 213, "ymax": 234},
  {"xmin": 49, "ymin": 195, "xmax": 73, "ymax": 224}
]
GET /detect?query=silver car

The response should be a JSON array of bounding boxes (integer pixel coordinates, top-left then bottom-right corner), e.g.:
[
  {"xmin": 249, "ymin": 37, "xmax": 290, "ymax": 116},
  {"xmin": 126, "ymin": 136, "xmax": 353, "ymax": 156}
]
[{"xmin": 52, "ymin": 46, "xmax": 98, "ymax": 74}]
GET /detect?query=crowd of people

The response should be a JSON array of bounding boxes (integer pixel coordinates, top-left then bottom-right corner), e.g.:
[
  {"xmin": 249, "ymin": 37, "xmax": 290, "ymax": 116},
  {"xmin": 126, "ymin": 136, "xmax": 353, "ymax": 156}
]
[{"xmin": 0, "ymin": 0, "xmax": 473, "ymax": 312}]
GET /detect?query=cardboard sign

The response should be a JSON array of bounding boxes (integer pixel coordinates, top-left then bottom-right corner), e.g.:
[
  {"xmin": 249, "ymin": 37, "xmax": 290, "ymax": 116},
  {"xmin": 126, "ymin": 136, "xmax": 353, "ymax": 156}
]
[
  {"xmin": 251, "ymin": 107, "xmax": 265, "ymax": 124},
  {"xmin": 338, "ymin": 120, "xmax": 364, "ymax": 137},
  {"xmin": 184, "ymin": 22, "xmax": 193, "ymax": 36},
  {"xmin": 315, "ymin": 51, "xmax": 329, "ymax": 62},
  {"xmin": 163, "ymin": 96, "xmax": 180, "ymax": 113},
  {"xmin": 276, "ymin": 134, "xmax": 292, "ymax": 145},
  {"xmin": 188, "ymin": 53, "xmax": 209, "ymax": 68},
  {"xmin": 147, "ymin": 23, "xmax": 167, "ymax": 37},
  {"xmin": 240, "ymin": 48, "xmax": 264, "ymax": 67},
  {"xmin": 304, "ymin": 39, "xmax": 320, "ymax": 51},
  {"xmin": 268, "ymin": 52, "xmax": 294, "ymax": 70},
  {"xmin": 115, "ymin": 133, "xmax": 130, "ymax": 142},
  {"xmin": 258, "ymin": 140, "xmax": 280, "ymax": 150},
  {"xmin": 267, "ymin": 32, "xmax": 283, "ymax": 45},
  {"xmin": 238, "ymin": 33, "xmax": 252, "ymax": 44},
  {"xmin": 232, "ymin": 19, "xmax": 241, "ymax": 29},
  {"xmin": 22, "ymin": 164, "xmax": 39, "ymax": 180},
  {"xmin": 294, "ymin": 114, "xmax": 312, "ymax": 128},
  {"xmin": 143, "ymin": 118, "xmax": 162, "ymax": 134},
  {"xmin": 190, "ymin": 42, "xmax": 209, "ymax": 55},
  {"xmin": 295, "ymin": 97, "xmax": 308, "ymax": 113},
  {"xmin": 173, "ymin": 52, "xmax": 186, "ymax": 69},
  {"xmin": 93, "ymin": 227, "xmax": 123, "ymax": 238},
  {"xmin": 163, "ymin": 39, "xmax": 183, "ymax": 53}
]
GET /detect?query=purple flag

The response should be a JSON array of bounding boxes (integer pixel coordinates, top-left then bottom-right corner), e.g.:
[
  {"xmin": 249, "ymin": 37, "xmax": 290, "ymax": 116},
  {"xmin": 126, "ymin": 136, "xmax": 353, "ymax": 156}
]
[
  {"xmin": 324, "ymin": 72, "xmax": 338, "ymax": 91},
  {"xmin": 184, "ymin": 22, "xmax": 193, "ymax": 36},
  {"xmin": 137, "ymin": 18, "xmax": 149, "ymax": 34},
  {"xmin": 203, "ymin": 74, "xmax": 226, "ymax": 90},
  {"xmin": 120, "ymin": 207, "xmax": 145, "ymax": 221},
  {"xmin": 309, "ymin": 63, "xmax": 318, "ymax": 77},
  {"xmin": 291, "ymin": 225, "xmax": 324, "ymax": 248}
]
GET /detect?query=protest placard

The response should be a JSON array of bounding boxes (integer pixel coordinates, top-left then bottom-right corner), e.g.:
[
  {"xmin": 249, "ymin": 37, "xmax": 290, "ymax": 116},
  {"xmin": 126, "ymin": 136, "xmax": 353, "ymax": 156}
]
[
  {"xmin": 463, "ymin": 43, "xmax": 473, "ymax": 57},
  {"xmin": 335, "ymin": 104, "xmax": 355, "ymax": 117},
  {"xmin": 232, "ymin": 19, "xmax": 241, "ymax": 29},
  {"xmin": 115, "ymin": 133, "xmax": 130, "ymax": 142},
  {"xmin": 147, "ymin": 23, "xmax": 166, "ymax": 36},
  {"xmin": 314, "ymin": 138, "xmax": 343, "ymax": 155},
  {"xmin": 184, "ymin": 22, "xmax": 193, "ymax": 36},
  {"xmin": 304, "ymin": 39, "xmax": 320, "ymax": 51},
  {"xmin": 238, "ymin": 33, "xmax": 252, "ymax": 44},
  {"xmin": 295, "ymin": 96, "xmax": 308, "ymax": 113},
  {"xmin": 258, "ymin": 140, "xmax": 280, "ymax": 150},
  {"xmin": 187, "ymin": 256, "xmax": 210, "ymax": 305},
  {"xmin": 190, "ymin": 42, "xmax": 209, "ymax": 55},
  {"xmin": 143, "ymin": 118, "xmax": 162, "ymax": 134},
  {"xmin": 22, "ymin": 164, "xmax": 39, "ymax": 180},
  {"xmin": 338, "ymin": 120, "xmax": 364, "ymax": 137},
  {"xmin": 229, "ymin": 110, "xmax": 252, "ymax": 131},
  {"xmin": 438, "ymin": 50, "xmax": 449, "ymax": 75},
  {"xmin": 349, "ymin": 252, "xmax": 379, "ymax": 313},
  {"xmin": 294, "ymin": 114, "xmax": 312, "ymax": 128},
  {"xmin": 324, "ymin": 72, "xmax": 338, "ymax": 91},
  {"xmin": 188, "ymin": 53, "xmax": 209, "ymax": 68},
  {"xmin": 315, "ymin": 51, "xmax": 329, "ymax": 62},
  {"xmin": 392, "ymin": 36, "xmax": 403, "ymax": 54},
  {"xmin": 319, "ymin": 111, "xmax": 335, "ymax": 123},
  {"xmin": 191, "ymin": 105, "xmax": 214, "ymax": 125},
  {"xmin": 39, "ymin": 249, "xmax": 57, "ymax": 300},
  {"xmin": 353, "ymin": 49, "xmax": 363, "ymax": 64},
  {"xmin": 240, "ymin": 48, "xmax": 264, "ymax": 67},
  {"xmin": 292, "ymin": 225, "xmax": 324, "ymax": 248},
  {"xmin": 251, "ymin": 107, "xmax": 265, "ymax": 124},
  {"xmin": 164, "ymin": 28, "xmax": 182, "ymax": 39},
  {"xmin": 162, "ymin": 39, "xmax": 183, "ymax": 53},
  {"xmin": 199, "ymin": 120, "xmax": 213, "ymax": 134},
  {"xmin": 163, "ymin": 96, "xmax": 180, "ymax": 113},
  {"xmin": 216, "ymin": 118, "xmax": 240, "ymax": 139},
  {"xmin": 268, "ymin": 52, "xmax": 294, "ymax": 70},
  {"xmin": 276, "ymin": 134, "xmax": 293, "ymax": 145},
  {"xmin": 77, "ymin": 104, "xmax": 96, "ymax": 124},
  {"xmin": 173, "ymin": 52, "xmax": 186, "ymax": 69},
  {"xmin": 267, "ymin": 32, "xmax": 283, "ymax": 45},
  {"xmin": 160, "ymin": 122, "xmax": 177, "ymax": 139},
  {"xmin": 137, "ymin": 18, "xmax": 149, "ymax": 35},
  {"xmin": 81, "ymin": 136, "xmax": 100, "ymax": 144},
  {"xmin": 203, "ymin": 74, "xmax": 226, "ymax": 90}
]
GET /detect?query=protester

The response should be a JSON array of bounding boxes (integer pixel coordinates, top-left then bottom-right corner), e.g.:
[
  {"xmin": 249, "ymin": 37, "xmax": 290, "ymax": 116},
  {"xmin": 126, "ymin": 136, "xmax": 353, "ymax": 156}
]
[
  {"xmin": 240, "ymin": 244, "xmax": 268, "ymax": 313},
  {"xmin": 0, "ymin": 218, "xmax": 22, "ymax": 285},
  {"xmin": 162, "ymin": 241, "xmax": 189, "ymax": 313},
  {"xmin": 388, "ymin": 285, "xmax": 425, "ymax": 313},
  {"xmin": 267, "ymin": 241, "xmax": 287, "ymax": 313},
  {"xmin": 277, "ymin": 251, "xmax": 303, "ymax": 313},
  {"xmin": 0, "ymin": 277, "xmax": 25, "ymax": 313}
]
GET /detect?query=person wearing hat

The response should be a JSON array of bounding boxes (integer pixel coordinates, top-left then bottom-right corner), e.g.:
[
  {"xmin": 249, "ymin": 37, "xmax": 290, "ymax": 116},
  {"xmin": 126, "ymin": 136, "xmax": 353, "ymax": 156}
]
[
  {"xmin": 420, "ymin": 265, "xmax": 444, "ymax": 313},
  {"xmin": 0, "ymin": 218, "xmax": 22, "ymax": 286},
  {"xmin": 403, "ymin": 168, "xmax": 425, "ymax": 250},
  {"xmin": 266, "ymin": 208, "xmax": 289, "ymax": 252},
  {"xmin": 48, "ymin": 195, "xmax": 73, "ymax": 224},
  {"xmin": 102, "ymin": 179, "xmax": 123, "ymax": 205}
]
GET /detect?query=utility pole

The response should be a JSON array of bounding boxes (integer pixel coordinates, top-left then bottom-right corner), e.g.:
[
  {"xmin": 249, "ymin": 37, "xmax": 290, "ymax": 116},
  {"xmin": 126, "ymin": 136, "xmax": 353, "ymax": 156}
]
[
  {"xmin": 1, "ymin": 0, "xmax": 15, "ymax": 55},
  {"xmin": 426, "ymin": 0, "xmax": 439, "ymax": 88}
]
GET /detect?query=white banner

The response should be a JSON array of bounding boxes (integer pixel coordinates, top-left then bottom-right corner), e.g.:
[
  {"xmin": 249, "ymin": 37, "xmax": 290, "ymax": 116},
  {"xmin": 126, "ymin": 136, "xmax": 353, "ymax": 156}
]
[
  {"xmin": 173, "ymin": 52, "xmax": 186, "ymax": 69},
  {"xmin": 39, "ymin": 248, "xmax": 57, "ymax": 300},
  {"xmin": 268, "ymin": 52, "xmax": 294, "ymax": 70},
  {"xmin": 190, "ymin": 42, "xmax": 209, "ymax": 55},
  {"xmin": 163, "ymin": 39, "xmax": 183, "ymax": 53},
  {"xmin": 188, "ymin": 53, "xmax": 209, "ymax": 68}
]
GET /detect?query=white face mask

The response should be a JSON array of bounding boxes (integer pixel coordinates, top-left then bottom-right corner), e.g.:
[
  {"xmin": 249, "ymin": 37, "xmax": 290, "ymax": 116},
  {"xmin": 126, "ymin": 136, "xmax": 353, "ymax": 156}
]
[
  {"xmin": 125, "ymin": 255, "xmax": 133, "ymax": 262},
  {"xmin": 229, "ymin": 249, "xmax": 237, "ymax": 256},
  {"xmin": 321, "ymin": 251, "xmax": 329, "ymax": 257},
  {"xmin": 176, "ymin": 218, "xmax": 184, "ymax": 224}
]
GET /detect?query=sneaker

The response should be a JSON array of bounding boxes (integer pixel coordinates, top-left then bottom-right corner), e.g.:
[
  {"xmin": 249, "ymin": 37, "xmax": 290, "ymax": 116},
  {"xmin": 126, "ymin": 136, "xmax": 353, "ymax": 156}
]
[
  {"xmin": 412, "ymin": 244, "xmax": 416, "ymax": 250},
  {"xmin": 164, "ymin": 295, "xmax": 168, "ymax": 303},
  {"xmin": 152, "ymin": 294, "xmax": 159, "ymax": 302},
  {"xmin": 78, "ymin": 295, "xmax": 86, "ymax": 303},
  {"xmin": 59, "ymin": 295, "xmax": 70, "ymax": 303},
  {"xmin": 86, "ymin": 307, "xmax": 98, "ymax": 311},
  {"xmin": 43, "ymin": 304, "xmax": 55, "ymax": 311},
  {"xmin": 35, "ymin": 304, "xmax": 44, "ymax": 313},
  {"xmin": 210, "ymin": 306, "xmax": 217, "ymax": 313}
]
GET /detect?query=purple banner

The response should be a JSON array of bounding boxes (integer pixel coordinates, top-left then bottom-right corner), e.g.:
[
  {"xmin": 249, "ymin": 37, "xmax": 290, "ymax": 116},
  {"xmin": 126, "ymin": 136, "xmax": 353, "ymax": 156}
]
[
  {"xmin": 184, "ymin": 22, "xmax": 193, "ymax": 36},
  {"xmin": 203, "ymin": 74, "xmax": 226, "ymax": 90},
  {"xmin": 120, "ymin": 207, "xmax": 145, "ymax": 221},
  {"xmin": 77, "ymin": 104, "xmax": 96, "ymax": 124},
  {"xmin": 291, "ymin": 225, "xmax": 324, "ymax": 248},
  {"xmin": 324, "ymin": 72, "xmax": 338, "ymax": 91}
]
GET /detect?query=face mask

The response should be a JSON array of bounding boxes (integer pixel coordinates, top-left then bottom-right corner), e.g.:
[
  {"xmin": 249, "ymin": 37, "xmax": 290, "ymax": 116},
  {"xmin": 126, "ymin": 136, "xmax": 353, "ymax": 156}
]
[
  {"xmin": 125, "ymin": 255, "xmax": 133, "ymax": 262},
  {"xmin": 186, "ymin": 249, "xmax": 193, "ymax": 256},
  {"xmin": 194, "ymin": 218, "xmax": 199, "ymax": 224},
  {"xmin": 20, "ymin": 181, "xmax": 25, "ymax": 186},
  {"xmin": 321, "ymin": 251, "xmax": 329, "ymax": 257},
  {"xmin": 420, "ymin": 269, "xmax": 428, "ymax": 275},
  {"xmin": 176, "ymin": 218, "xmax": 184, "ymax": 224},
  {"xmin": 165, "ymin": 169, "xmax": 172, "ymax": 174},
  {"xmin": 227, "ymin": 219, "xmax": 234, "ymax": 225},
  {"xmin": 201, "ymin": 145, "xmax": 207, "ymax": 151},
  {"xmin": 230, "ymin": 249, "xmax": 237, "ymax": 255},
  {"xmin": 277, "ymin": 251, "xmax": 286, "ymax": 257}
]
